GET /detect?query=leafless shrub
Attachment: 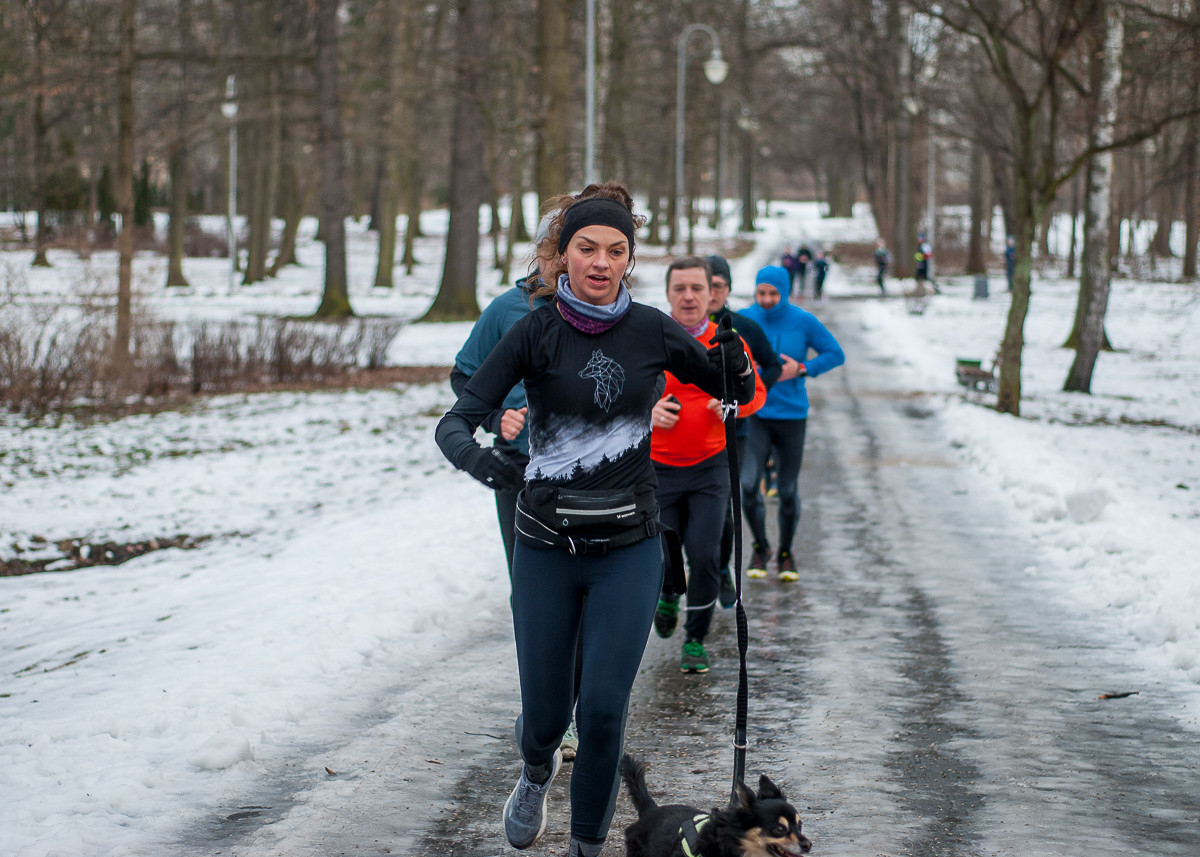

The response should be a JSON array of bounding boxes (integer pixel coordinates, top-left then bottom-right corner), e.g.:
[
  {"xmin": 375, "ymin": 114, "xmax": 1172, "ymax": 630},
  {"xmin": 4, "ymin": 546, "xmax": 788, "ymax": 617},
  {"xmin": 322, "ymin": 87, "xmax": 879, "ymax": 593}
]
[
  {"xmin": 362, "ymin": 318, "xmax": 404, "ymax": 369},
  {"xmin": 0, "ymin": 307, "xmax": 110, "ymax": 419},
  {"xmin": 184, "ymin": 221, "xmax": 232, "ymax": 258},
  {"xmin": 1, "ymin": 280, "xmax": 404, "ymax": 417}
]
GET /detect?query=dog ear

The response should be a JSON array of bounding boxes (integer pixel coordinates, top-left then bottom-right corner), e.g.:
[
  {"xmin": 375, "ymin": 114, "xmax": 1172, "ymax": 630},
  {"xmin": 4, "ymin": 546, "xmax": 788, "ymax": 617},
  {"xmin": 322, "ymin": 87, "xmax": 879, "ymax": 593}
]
[
  {"xmin": 756, "ymin": 774, "xmax": 786, "ymax": 802},
  {"xmin": 729, "ymin": 779, "xmax": 756, "ymax": 811}
]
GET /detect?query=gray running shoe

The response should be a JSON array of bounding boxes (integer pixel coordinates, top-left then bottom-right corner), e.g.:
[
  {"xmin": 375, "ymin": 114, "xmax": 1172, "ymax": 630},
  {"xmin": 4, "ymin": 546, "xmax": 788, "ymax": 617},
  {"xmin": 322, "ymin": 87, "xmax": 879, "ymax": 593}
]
[
  {"xmin": 559, "ymin": 717, "xmax": 579, "ymax": 761},
  {"xmin": 503, "ymin": 749, "xmax": 562, "ymax": 849}
]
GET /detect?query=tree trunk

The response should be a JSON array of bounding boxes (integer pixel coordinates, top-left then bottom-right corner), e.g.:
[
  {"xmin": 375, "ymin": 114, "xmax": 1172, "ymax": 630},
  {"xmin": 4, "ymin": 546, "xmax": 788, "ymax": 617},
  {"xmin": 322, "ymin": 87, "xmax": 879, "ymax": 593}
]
[
  {"xmin": 1065, "ymin": 3, "xmax": 1123, "ymax": 394},
  {"xmin": 966, "ymin": 140, "xmax": 986, "ymax": 274},
  {"xmin": 373, "ymin": 1, "xmax": 401, "ymax": 289},
  {"xmin": 166, "ymin": 0, "xmax": 192, "ymax": 287},
  {"xmin": 1183, "ymin": 114, "xmax": 1198, "ymax": 280},
  {"xmin": 1064, "ymin": 174, "xmax": 1080, "ymax": 278},
  {"xmin": 32, "ymin": 92, "xmax": 51, "ymax": 267},
  {"xmin": 825, "ymin": 159, "xmax": 855, "ymax": 218},
  {"xmin": 244, "ymin": 66, "xmax": 281, "ymax": 285},
  {"xmin": 739, "ymin": 128, "xmax": 755, "ymax": 233},
  {"xmin": 166, "ymin": 143, "xmax": 190, "ymax": 286},
  {"xmin": 313, "ymin": 0, "xmax": 352, "ymax": 318},
  {"xmin": 424, "ymin": 0, "xmax": 487, "ymax": 321},
  {"xmin": 1149, "ymin": 130, "xmax": 1175, "ymax": 259},
  {"xmin": 509, "ymin": 153, "xmax": 528, "ymax": 244},
  {"xmin": 268, "ymin": 157, "xmax": 313, "ymax": 276},
  {"xmin": 535, "ymin": 0, "xmax": 569, "ymax": 204},
  {"xmin": 890, "ymin": 4, "xmax": 913, "ymax": 280},
  {"xmin": 114, "ymin": 0, "xmax": 136, "ymax": 367},
  {"xmin": 401, "ymin": 157, "xmax": 423, "ymax": 273}
]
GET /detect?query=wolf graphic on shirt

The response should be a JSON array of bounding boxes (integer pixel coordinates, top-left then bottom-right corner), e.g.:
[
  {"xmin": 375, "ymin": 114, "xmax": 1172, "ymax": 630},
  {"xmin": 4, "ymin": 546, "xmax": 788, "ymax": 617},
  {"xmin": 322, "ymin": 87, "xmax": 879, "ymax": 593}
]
[
  {"xmin": 526, "ymin": 349, "xmax": 643, "ymax": 482},
  {"xmin": 578, "ymin": 349, "xmax": 625, "ymax": 412}
]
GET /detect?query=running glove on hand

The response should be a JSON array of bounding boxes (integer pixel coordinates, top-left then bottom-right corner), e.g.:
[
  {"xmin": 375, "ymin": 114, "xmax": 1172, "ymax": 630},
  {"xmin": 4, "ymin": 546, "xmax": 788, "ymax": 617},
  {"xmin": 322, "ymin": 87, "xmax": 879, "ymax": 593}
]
[
  {"xmin": 706, "ymin": 316, "xmax": 751, "ymax": 378},
  {"xmin": 463, "ymin": 446, "xmax": 524, "ymax": 491}
]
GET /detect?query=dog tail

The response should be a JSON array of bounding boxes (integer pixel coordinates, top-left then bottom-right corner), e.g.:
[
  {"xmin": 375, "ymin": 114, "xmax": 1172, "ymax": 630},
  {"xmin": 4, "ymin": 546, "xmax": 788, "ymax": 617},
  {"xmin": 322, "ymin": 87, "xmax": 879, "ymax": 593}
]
[{"xmin": 619, "ymin": 753, "xmax": 658, "ymax": 817}]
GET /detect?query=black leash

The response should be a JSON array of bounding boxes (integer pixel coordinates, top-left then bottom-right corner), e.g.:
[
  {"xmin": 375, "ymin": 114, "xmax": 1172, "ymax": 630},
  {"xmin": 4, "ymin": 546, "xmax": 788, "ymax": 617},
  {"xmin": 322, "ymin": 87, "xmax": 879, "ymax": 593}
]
[
  {"xmin": 717, "ymin": 318, "xmax": 750, "ymax": 803},
  {"xmin": 724, "ymin": 403, "xmax": 749, "ymax": 803}
]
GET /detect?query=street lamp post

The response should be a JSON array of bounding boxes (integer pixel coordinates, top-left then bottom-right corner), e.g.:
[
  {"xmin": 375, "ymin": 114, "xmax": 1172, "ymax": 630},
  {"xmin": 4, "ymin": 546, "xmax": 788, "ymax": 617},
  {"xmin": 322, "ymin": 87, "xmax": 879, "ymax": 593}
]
[
  {"xmin": 674, "ymin": 23, "xmax": 727, "ymax": 254},
  {"xmin": 220, "ymin": 75, "xmax": 238, "ymax": 292},
  {"xmin": 584, "ymin": 0, "xmax": 596, "ymax": 185}
]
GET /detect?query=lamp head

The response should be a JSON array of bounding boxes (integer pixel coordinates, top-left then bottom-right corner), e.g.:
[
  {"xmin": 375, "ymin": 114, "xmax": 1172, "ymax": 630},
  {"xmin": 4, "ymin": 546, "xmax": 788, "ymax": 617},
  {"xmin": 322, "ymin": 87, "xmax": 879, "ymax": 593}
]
[{"xmin": 703, "ymin": 52, "xmax": 729, "ymax": 85}]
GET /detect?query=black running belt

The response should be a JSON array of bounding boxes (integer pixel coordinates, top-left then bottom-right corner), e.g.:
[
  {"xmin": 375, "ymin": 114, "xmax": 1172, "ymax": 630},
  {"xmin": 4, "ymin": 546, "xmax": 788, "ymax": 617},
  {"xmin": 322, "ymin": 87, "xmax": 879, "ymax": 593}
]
[{"xmin": 716, "ymin": 323, "xmax": 750, "ymax": 803}]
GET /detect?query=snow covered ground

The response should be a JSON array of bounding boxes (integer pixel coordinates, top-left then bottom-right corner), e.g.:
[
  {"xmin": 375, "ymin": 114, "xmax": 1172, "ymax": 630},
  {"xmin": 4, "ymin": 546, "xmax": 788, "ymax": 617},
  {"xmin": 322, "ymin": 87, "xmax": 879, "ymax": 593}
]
[{"xmin": 1, "ymin": 201, "xmax": 1197, "ymax": 856}]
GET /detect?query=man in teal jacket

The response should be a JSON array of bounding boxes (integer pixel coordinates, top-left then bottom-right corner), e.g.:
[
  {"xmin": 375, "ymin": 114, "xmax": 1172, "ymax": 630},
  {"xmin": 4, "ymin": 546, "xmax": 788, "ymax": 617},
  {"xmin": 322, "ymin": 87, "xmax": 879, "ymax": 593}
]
[{"xmin": 738, "ymin": 265, "xmax": 844, "ymax": 581}]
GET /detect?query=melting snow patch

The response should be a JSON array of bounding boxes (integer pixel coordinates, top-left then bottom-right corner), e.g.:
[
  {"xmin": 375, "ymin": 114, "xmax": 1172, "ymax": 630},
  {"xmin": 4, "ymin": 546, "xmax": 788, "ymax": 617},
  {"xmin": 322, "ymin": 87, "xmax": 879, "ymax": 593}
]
[
  {"xmin": 187, "ymin": 731, "xmax": 253, "ymax": 770},
  {"xmin": 1064, "ymin": 485, "xmax": 1113, "ymax": 523}
]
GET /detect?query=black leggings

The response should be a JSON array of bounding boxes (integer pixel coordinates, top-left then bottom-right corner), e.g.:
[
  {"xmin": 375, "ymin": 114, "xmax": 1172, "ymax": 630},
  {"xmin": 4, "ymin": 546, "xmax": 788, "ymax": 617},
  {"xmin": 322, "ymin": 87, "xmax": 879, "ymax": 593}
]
[
  {"xmin": 655, "ymin": 451, "xmax": 729, "ymax": 643},
  {"xmin": 511, "ymin": 535, "xmax": 662, "ymax": 842},
  {"xmin": 740, "ymin": 416, "xmax": 807, "ymax": 555}
]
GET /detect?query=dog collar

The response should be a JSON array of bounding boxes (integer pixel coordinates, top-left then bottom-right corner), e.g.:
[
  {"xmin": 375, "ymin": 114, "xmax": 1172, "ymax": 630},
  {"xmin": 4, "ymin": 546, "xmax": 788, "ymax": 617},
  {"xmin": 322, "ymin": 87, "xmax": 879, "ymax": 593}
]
[{"xmin": 680, "ymin": 812, "xmax": 711, "ymax": 857}]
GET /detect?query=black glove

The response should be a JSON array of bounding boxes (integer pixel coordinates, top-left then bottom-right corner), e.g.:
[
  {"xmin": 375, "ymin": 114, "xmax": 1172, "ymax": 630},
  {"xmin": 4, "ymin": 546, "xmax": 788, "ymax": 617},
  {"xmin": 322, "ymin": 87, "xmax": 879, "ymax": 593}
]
[
  {"xmin": 706, "ymin": 316, "xmax": 750, "ymax": 379},
  {"xmin": 462, "ymin": 445, "xmax": 525, "ymax": 491}
]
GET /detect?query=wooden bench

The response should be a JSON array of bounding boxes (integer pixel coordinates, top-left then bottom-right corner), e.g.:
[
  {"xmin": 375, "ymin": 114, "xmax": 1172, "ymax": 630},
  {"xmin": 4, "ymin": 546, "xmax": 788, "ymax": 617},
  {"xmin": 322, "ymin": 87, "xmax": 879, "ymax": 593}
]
[{"xmin": 955, "ymin": 357, "xmax": 997, "ymax": 392}]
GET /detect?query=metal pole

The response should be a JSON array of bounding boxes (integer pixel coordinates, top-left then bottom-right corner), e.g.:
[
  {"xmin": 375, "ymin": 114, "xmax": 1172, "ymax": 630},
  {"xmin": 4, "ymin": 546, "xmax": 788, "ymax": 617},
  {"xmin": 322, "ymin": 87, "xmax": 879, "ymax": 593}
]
[
  {"xmin": 713, "ymin": 100, "xmax": 726, "ymax": 230},
  {"xmin": 222, "ymin": 75, "xmax": 238, "ymax": 292},
  {"xmin": 674, "ymin": 23, "xmax": 724, "ymax": 255},
  {"xmin": 228, "ymin": 121, "xmax": 237, "ymax": 290},
  {"xmin": 674, "ymin": 30, "xmax": 687, "ymax": 254},
  {"xmin": 927, "ymin": 119, "xmax": 935, "ymax": 283},
  {"xmin": 585, "ymin": 0, "xmax": 596, "ymax": 185}
]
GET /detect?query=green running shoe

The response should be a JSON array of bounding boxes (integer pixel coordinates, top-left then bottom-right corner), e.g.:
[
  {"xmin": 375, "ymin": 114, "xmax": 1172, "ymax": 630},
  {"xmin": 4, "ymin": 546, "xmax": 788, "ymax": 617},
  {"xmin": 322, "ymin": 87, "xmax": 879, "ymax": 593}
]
[
  {"xmin": 653, "ymin": 596, "xmax": 680, "ymax": 638},
  {"xmin": 680, "ymin": 640, "xmax": 710, "ymax": 673}
]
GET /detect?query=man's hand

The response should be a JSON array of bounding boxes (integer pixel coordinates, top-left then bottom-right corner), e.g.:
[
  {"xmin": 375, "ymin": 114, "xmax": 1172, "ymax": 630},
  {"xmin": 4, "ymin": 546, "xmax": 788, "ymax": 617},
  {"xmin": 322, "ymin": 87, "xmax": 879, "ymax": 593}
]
[
  {"xmin": 652, "ymin": 395, "xmax": 682, "ymax": 430},
  {"xmin": 499, "ymin": 407, "xmax": 527, "ymax": 441},
  {"xmin": 779, "ymin": 353, "xmax": 808, "ymax": 381}
]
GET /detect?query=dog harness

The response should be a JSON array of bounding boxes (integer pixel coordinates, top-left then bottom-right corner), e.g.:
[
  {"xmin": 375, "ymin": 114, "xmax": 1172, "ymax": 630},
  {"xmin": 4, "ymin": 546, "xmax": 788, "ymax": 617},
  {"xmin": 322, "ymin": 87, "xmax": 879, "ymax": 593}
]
[{"xmin": 679, "ymin": 812, "xmax": 711, "ymax": 857}]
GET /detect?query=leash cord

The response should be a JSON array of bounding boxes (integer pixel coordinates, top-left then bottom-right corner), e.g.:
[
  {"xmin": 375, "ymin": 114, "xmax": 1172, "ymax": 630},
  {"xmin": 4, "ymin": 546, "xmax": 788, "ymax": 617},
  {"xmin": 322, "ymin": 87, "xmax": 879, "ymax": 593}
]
[{"xmin": 719, "ymin": 328, "xmax": 751, "ymax": 803}]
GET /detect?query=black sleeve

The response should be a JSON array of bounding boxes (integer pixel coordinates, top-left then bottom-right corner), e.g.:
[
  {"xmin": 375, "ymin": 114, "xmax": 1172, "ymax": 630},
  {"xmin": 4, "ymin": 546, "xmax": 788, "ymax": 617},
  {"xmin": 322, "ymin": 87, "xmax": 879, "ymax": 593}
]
[
  {"xmin": 450, "ymin": 364, "xmax": 505, "ymax": 437},
  {"xmin": 436, "ymin": 316, "xmax": 532, "ymax": 472},
  {"xmin": 731, "ymin": 312, "xmax": 782, "ymax": 391},
  {"xmin": 662, "ymin": 315, "xmax": 756, "ymax": 405}
]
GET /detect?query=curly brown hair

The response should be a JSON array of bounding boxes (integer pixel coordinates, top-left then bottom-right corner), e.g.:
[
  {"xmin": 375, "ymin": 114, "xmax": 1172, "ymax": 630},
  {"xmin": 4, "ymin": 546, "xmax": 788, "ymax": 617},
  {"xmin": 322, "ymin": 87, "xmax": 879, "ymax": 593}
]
[{"xmin": 529, "ymin": 181, "xmax": 646, "ymax": 303}]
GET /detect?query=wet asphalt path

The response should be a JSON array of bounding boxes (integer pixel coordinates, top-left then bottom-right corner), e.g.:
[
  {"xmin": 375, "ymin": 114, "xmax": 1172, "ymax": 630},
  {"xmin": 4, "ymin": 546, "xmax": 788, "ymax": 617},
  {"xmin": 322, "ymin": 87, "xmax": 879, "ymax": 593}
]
[{"xmin": 193, "ymin": 297, "xmax": 1200, "ymax": 857}]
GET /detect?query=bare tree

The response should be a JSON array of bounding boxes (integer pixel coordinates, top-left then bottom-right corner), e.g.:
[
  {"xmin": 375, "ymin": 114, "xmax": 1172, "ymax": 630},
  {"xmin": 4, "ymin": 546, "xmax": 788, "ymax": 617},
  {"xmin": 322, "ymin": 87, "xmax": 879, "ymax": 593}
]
[
  {"xmin": 114, "ymin": 0, "xmax": 136, "ymax": 366},
  {"xmin": 535, "ymin": 0, "xmax": 570, "ymax": 203},
  {"xmin": 424, "ymin": 0, "xmax": 488, "ymax": 320},
  {"xmin": 165, "ymin": 0, "xmax": 193, "ymax": 287},
  {"xmin": 313, "ymin": 0, "xmax": 352, "ymax": 318},
  {"xmin": 1064, "ymin": 2, "xmax": 1124, "ymax": 393}
]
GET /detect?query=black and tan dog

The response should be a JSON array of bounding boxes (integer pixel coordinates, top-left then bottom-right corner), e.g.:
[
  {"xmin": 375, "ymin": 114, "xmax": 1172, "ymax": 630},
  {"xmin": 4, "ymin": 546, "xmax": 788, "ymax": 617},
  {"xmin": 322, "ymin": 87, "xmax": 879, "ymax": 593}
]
[{"xmin": 619, "ymin": 754, "xmax": 812, "ymax": 857}]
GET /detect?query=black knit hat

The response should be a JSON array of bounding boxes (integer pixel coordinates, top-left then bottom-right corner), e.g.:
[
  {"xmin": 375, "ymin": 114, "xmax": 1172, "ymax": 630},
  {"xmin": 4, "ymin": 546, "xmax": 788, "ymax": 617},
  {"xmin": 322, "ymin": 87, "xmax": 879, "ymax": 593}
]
[{"xmin": 705, "ymin": 254, "xmax": 732, "ymax": 284}]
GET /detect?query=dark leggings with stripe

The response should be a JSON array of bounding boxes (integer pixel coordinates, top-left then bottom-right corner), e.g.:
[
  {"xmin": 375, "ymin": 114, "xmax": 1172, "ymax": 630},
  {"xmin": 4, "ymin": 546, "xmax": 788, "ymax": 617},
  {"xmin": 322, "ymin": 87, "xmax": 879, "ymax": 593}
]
[
  {"xmin": 741, "ymin": 416, "xmax": 808, "ymax": 555},
  {"xmin": 655, "ymin": 450, "xmax": 729, "ymax": 643},
  {"xmin": 511, "ymin": 535, "xmax": 663, "ymax": 843}
]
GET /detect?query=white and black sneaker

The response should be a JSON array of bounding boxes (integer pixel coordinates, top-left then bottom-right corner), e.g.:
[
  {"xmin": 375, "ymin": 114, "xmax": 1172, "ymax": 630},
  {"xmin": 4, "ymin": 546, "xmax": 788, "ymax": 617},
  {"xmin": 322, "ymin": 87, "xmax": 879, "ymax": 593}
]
[{"xmin": 503, "ymin": 749, "xmax": 562, "ymax": 849}]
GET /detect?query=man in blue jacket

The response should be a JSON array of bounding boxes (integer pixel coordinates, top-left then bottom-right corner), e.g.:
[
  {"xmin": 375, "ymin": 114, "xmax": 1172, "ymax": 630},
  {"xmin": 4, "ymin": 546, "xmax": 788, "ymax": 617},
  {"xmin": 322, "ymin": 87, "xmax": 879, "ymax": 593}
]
[{"xmin": 738, "ymin": 265, "xmax": 845, "ymax": 581}]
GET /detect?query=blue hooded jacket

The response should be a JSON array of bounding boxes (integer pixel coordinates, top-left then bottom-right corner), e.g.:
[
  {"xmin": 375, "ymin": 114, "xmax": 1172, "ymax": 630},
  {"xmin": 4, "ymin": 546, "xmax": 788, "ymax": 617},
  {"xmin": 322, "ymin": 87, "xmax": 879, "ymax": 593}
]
[{"xmin": 739, "ymin": 265, "xmax": 844, "ymax": 420}]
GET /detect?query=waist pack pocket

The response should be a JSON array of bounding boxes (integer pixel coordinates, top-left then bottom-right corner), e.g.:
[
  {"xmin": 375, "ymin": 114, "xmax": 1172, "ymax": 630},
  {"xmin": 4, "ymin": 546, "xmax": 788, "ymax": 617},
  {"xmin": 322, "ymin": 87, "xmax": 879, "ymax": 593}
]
[{"xmin": 525, "ymin": 485, "xmax": 655, "ymax": 534}]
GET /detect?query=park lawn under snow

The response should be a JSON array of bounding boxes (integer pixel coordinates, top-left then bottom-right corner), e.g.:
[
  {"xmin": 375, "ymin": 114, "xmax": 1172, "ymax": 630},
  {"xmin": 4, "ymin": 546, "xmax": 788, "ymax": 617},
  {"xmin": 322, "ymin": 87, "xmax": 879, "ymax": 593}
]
[{"xmin": 1, "ymin": 200, "xmax": 1198, "ymax": 856}]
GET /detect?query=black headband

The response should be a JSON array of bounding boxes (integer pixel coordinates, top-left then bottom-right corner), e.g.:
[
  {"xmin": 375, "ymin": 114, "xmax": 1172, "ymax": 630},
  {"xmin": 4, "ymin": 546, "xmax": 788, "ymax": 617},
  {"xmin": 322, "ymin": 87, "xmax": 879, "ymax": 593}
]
[{"xmin": 557, "ymin": 197, "xmax": 637, "ymax": 254}]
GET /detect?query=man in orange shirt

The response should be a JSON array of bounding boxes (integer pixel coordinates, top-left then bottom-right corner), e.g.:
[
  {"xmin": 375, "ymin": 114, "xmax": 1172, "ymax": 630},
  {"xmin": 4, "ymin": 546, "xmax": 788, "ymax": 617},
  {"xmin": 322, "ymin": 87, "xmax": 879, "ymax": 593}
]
[{"xmin": 650, "ymin": 256, "xmax": 765, "ymax": 673}]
